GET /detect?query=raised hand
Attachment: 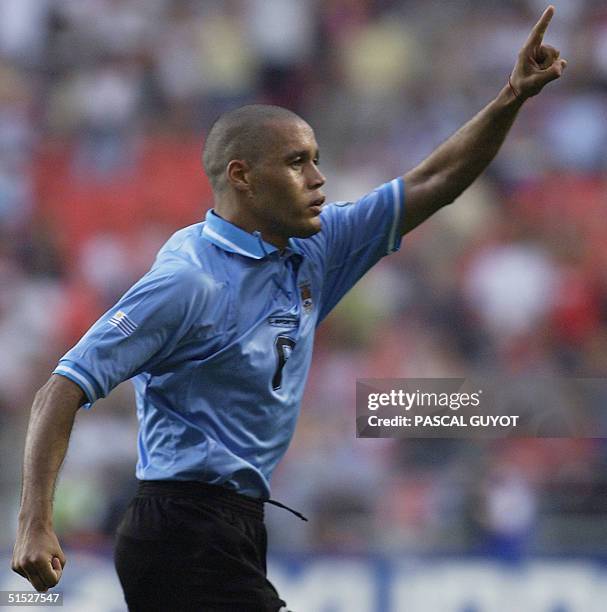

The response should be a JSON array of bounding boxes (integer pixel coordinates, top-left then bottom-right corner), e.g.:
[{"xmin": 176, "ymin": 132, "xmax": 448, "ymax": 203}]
[{"xmin": 510, "ymin": 5, "xmax": 567, "ymax": 100}]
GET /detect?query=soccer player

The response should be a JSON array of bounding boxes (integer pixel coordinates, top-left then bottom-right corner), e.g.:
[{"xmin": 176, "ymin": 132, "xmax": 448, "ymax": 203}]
[{"xmin": 12, "ymin": 7, "xmax": 566, "ymax": 611}]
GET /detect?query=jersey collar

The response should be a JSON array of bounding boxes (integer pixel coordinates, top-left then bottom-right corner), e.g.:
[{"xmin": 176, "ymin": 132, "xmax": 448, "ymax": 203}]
[{"xmin": 202, "ymin": 210, "xmax": 301, "ymax": 260}]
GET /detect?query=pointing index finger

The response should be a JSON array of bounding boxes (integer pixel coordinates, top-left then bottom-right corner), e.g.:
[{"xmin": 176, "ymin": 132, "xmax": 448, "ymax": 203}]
[{"xmin": 525, "ymin": 5, "xmax": 555, "ymax": 50}]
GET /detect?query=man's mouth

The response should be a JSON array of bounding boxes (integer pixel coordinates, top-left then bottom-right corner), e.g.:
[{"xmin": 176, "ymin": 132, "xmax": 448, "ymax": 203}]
[{"xmin": 308, "ymin": 196, "xmax": 325, "ymax": 216}]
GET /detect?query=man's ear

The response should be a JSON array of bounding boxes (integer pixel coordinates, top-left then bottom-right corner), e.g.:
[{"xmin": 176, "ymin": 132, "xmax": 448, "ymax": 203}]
[{"xmin": 226, "ymin": 159, "xmax": 251, "ymax": 192}]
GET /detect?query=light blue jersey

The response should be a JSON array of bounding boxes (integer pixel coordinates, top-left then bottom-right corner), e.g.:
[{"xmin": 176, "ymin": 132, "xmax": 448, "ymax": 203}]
[{"xmin": 54, "ymin": 178, "xmax": 405, "ymax": 498}]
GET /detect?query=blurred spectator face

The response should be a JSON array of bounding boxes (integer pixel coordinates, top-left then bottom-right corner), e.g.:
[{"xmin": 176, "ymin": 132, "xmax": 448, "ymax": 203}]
[{"xmin": 245, "ymin": 119, "xmax": 326, "ymax": 244}]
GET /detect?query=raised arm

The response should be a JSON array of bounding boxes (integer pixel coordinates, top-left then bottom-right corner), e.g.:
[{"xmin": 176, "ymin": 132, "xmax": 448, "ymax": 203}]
[
  {"xmin": 12, "ymin": 375, "xmax": 85, "ymax": 592},
  {"xmin": 401, "ymin": 5, "xmax": 567, "ymax": 235}
]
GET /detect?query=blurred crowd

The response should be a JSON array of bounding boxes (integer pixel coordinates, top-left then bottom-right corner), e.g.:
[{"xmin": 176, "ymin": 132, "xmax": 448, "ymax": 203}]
[{"xmin": 1, "ymin": 0, "xmax": 607, "ymax": 558}]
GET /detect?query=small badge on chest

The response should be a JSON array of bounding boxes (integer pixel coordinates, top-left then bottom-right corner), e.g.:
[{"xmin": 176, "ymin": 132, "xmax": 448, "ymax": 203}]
[{"xmin": 299, "ymin": 282, "xmax": 313, "ymax": 314}]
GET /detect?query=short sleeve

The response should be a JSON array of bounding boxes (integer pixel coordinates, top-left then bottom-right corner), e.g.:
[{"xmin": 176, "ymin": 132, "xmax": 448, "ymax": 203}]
[
  {"xmin": 316, "ymin": 177, "xmax": 405, "ymax": 322},
  {"xmin": 53, "ymin": 265, "xmax": 208, "ymax": 408}
]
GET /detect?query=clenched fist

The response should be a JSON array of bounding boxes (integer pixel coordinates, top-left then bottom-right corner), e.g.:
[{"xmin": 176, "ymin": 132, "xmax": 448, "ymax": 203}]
[{"xmin": 12, "ymin": 523, "xmax": 66, "ymax": 593}]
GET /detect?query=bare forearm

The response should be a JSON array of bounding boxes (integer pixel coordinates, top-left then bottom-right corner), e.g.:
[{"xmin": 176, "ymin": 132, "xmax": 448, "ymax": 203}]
[
  {"xmin": 413, "ymin": 86, "xmax": 521, "ymax": 199},
  {"xmin": 403, "ymin": 84, "xmax": 522, "ymax": 232},
  {"xmin": 18, "ymin": 375, "xmax": 83, "ymax": 527}
]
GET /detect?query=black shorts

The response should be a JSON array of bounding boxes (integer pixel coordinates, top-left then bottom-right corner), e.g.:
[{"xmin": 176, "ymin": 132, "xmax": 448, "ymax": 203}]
[{"xmin": 114, "ymin": 480, "xmax": 289, "ymax": 612}]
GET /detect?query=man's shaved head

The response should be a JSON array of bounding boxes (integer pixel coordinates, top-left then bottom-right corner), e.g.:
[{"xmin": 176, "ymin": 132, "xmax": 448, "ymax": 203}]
[{"xmin": 203, "ymin": 104, "xmax": 304, "ymax": 192}]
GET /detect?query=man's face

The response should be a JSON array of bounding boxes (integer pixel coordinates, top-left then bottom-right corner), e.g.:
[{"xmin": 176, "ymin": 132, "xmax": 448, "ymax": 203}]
[{"xmin": 245, "ymin": 119, "xmax": 326, "ymax": 247}]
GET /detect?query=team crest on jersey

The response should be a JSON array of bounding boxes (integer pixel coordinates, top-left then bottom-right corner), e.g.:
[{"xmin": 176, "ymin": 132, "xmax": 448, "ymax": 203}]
[{"xmin": 299, "ymin": 282, "xmax": 313, "ymax": 314}]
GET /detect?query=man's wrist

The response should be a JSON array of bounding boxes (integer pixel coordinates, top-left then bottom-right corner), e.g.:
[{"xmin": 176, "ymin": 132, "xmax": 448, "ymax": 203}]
[
  {"xmin": 498, "ymin": 81, "xmax": 525, "ymax": 110},
  {"xmin": 18, "ymin": 505, "xmax": 53, "ymax": 528},
  {"xmin": 508, "ymin": 76, "xmax": 525, "ymax": 103}
]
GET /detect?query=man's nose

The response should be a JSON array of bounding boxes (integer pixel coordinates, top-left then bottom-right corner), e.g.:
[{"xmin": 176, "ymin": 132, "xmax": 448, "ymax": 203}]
[{"xmin": 307, "ymin": 164, "xmax": 325, "ymax": 188}]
